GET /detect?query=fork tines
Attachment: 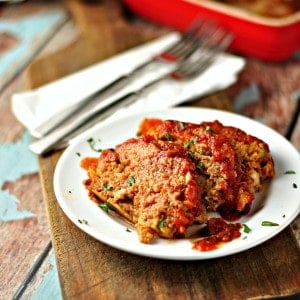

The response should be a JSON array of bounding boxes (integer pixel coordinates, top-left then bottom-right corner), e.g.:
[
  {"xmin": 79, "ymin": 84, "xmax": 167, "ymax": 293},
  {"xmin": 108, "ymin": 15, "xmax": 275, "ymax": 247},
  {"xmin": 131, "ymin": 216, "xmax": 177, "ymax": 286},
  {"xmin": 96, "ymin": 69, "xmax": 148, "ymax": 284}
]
[{"xmin": 170, "ymin": 21, "xmax": 233, "ymax": 80}]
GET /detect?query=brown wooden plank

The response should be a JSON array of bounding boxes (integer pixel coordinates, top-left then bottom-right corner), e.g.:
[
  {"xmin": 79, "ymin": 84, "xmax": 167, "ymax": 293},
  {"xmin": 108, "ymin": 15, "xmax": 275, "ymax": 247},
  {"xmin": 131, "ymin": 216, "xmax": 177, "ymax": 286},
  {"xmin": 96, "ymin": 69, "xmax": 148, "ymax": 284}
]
[{"xmin": 24, "ymin": 0, "xmax": 300, "ymax": 299}]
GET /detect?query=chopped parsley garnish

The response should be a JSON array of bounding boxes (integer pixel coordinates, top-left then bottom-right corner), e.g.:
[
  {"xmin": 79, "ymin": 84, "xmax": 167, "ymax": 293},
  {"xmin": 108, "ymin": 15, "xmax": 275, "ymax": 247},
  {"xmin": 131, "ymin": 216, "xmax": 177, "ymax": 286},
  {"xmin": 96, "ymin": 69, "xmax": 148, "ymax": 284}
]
[
  {"xmin": 188, "ymin": 151, "xmax": 195, "ymax": 159},
  {"xmin": 284, "ymin": 170, "xmax": 296, "ymax": 174},
  {"xmin": 243, "ymin": 224, "xmax": 251, "ymax": 234},
  {"xmin": 99, "ymin": 202, "xmax": 115, "ymax": 213},
  {"xmin": 76, "ymin": 152, "xmax": 81, "ymax": 157},
  {"xmin": 184, "ymin": 137, "xmax": 198, "ymax": 148},
  {"xmin": 261, "ymin": 221, "xmax": 279, "ymax": 226},
  {"xmin": 283, "ymin": 170, "xmax": 297, "ymax": 188},
  {"xmin": 164, "ymin": 132, "xmax": 173, "ymax": 141},
  {"xmin": 78, "ymin": 219, "xmax": 88, "ymax": 225},
  {"xmin": 178, "ymin": 121, "xmax": 185, "ymax": 130},
  {"xmin": 103, "ymin": 183, "xmax": 113, "ymax": 191},
  {"xmin": 87, "ymin": 137, "xmax": 102, "ymax": 152},
  {"xmin": 259, "ymin": 147, "xmax": 266, "ymax": 157},
  {"xmin": 126, "ymin": 228, "xmax": 132, "ymax": 232},
  {"xmin": 157, "ymin": 218, "xmax": 166, "ymax": 229},
  {"xmin": 196, "ymin": 161, "xmax": 204, "ymax": 171},
  {"xmin": 127, "ymin": 176, "xmax": 135, "ymax": 186}
]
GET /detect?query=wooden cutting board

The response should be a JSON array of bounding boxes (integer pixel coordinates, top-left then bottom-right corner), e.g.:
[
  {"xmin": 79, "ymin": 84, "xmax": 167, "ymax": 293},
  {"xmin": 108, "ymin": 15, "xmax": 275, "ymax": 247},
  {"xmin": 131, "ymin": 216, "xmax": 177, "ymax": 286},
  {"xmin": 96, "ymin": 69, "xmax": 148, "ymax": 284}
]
[{"xmin": 25, "ymin": 0, "xmax": 300, "ymax": 299}]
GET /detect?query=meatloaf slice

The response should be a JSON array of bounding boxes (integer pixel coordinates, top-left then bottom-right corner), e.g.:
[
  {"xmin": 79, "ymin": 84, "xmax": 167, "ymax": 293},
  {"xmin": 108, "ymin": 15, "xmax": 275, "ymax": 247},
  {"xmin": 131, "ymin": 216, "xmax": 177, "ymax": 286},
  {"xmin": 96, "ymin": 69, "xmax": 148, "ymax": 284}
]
[
  {"xmin": 81, "ymin": 136, "xmax": 205, "ymax": 244},
  {"xmin": 138, "ymin": 118, "xmax": 275, "ymax": 217}
]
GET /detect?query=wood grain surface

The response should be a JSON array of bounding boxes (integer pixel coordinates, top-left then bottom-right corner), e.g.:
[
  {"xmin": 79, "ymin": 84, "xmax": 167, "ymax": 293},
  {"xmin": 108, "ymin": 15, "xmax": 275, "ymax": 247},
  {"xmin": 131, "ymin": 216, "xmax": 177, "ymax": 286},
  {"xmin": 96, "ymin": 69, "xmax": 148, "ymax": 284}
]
[
  {"xmin": 0, "ymin": 1, "xmax": 66, "ymax": 298},
  {"xmin": 24, "ymin": 0, "xmax": 300, "ymax": 299}
]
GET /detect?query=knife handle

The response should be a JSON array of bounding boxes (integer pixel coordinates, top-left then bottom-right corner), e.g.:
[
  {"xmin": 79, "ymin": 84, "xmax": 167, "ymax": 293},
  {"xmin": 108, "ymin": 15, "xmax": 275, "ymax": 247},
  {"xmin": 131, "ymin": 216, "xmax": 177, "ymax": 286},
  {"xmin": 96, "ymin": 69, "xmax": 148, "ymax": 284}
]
[{"xmin": 29, "ymin": 92, "xmax": 139, "ymax": 155}]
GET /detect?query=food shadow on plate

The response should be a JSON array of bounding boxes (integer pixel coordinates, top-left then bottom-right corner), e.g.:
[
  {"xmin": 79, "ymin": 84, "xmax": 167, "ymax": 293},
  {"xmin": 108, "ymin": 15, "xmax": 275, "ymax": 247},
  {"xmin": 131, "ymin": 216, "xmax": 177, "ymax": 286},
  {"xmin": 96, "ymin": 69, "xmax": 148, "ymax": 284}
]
[{"xmin": 244, "ymin": 179, "xmax": 273, "ymax": 218}]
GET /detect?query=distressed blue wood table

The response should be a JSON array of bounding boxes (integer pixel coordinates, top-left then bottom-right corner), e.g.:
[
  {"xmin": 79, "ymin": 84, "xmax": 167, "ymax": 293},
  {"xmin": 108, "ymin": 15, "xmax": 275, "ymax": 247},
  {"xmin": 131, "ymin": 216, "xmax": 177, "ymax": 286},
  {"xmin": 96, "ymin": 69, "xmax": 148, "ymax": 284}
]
[
  {"xmin": 0, "ymin": 0, "xmax": 299, "ymax": 299},
  {"xmin": 0, "ymin": 1, "xmax": 67, "ymax": 298}
]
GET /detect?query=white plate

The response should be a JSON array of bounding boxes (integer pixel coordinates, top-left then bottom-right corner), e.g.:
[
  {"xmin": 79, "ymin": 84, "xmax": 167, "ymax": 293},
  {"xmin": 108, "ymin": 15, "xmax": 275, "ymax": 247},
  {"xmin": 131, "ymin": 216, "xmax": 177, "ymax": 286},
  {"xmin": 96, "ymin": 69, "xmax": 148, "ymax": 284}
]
[{"xmin": 53, "ymin": 107, "xmax": 300, "ymax": 260}]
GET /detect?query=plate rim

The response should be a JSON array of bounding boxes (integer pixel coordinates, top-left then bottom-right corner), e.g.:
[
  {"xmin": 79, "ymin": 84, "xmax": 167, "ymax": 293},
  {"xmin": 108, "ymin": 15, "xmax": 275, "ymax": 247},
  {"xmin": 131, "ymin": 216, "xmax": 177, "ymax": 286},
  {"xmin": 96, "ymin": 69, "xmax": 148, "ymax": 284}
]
[{"xmin": 53, "ymin": 107, "xmax": 300, "ymax": 260}]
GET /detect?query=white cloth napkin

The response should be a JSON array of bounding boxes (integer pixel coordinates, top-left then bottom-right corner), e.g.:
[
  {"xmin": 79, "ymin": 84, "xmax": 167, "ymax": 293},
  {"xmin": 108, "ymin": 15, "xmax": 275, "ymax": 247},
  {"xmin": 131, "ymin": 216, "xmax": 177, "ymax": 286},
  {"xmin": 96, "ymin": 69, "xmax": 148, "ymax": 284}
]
[{"xmin": 12, "ymin": 32, "xmax": 245, "ymax": 138}]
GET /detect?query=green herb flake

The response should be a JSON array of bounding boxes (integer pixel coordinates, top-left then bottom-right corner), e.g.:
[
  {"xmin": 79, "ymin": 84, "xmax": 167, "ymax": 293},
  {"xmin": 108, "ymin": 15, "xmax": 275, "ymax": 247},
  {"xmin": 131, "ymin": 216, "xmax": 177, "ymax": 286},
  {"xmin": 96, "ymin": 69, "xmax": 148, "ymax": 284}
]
[
  {"xmin": 178, "ymin": 121, "xmax": 185, "ymax": 130},
  {"xmin": 184, "ymin": 141, "xmax": 191, "ymax": 148},
  {"xmin": 184, "ymin": 137, "xmax": 198, "ymax": 148},
  {"xmin": 99, "ymin": 202, "xmax": 115, "ymax": 213},
  {"xmin": 164, "ymin": 132, "xmax": 173, "ymax": 141},
  {"xmin": 196, "ymin": 161, "xmax": 204, "ymax": 171},
  {"xmin": 284, "ymin": 170, "xmax": 296, "ymax": 174},
  {"xmin": 87, "ymin": 137, "xmax": 102, "ymax": 152},
  {"xmin": 259, "ymin": 147, "xmax": 266, "ymax": 157},
  {"xmin": 293, "ymin": 183, "xmax": 298, "ymax": 189},
  {"xmin": 243, "ymin": 224, "xmax": 251, "ymax": 234},
  {"xmin": 126, "ymin": 228, "xmax": 132, "ymax": 232},
  {"xmin": 76, "ymin": 152, "xmax": 81, "ymax": 157},
  {"xmin": 78, "ymin": 219, "xmax": 88, "ymax": 225},
  {"xmin": 188, "ymin": 151, "xmax": 195, "ymax": 159},
  {"xmin": 127, "ymin": 176, "xmax": 135, "ymax": 186},
  {"xmin": 205, "ymin": 125, "xmax": 211, "ymax": 131},
  {"xmin": 157, "ymin": 218, "xmax": 166, "ymax": 229},
  {"xmin": 103, "ymin": 183, "xmax": 113, "ymax": 191},
  {"xmin": 261, "ymin": 221, "xmax": 279, "ymax": 227}
]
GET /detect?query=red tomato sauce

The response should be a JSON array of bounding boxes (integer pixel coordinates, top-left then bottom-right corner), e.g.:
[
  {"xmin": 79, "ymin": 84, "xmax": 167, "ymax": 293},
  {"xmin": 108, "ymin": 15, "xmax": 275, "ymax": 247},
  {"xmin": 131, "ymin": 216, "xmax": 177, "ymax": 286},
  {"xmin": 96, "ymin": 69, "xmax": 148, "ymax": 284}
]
[
  {"xmin": 193, "ymin": 218, "xmax": 242, "ymax": 252},
  {"xmin": 80, "ymin": 157, "xmax": 98, "ymax": 170}
]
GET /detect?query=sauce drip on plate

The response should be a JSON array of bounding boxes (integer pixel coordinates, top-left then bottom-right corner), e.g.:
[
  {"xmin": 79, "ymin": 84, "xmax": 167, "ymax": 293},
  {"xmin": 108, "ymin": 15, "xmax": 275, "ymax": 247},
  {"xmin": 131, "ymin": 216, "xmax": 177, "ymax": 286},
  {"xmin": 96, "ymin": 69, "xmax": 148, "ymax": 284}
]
[{"xmin": 193, "ymin": 218, "xmax": 242, "ymax": 252}]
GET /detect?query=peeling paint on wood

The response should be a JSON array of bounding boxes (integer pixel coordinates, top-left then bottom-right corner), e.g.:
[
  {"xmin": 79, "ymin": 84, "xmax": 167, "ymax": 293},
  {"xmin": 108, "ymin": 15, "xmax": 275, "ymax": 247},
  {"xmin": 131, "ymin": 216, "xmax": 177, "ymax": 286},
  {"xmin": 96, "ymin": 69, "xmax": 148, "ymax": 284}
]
[
  {"xmin": 30, "ymin": 253, "xmax": 62, "ymax": 300},
  {"xmin": 0, "ymin": 10, "xmax": 67, "ymax": 91},
  {"xmin": 0, "ymin": 2, "xmax": 67, "ymax": 298},
  {"xmin": 0, "ymin": 130, "xmax": 37, "ymax": 221}
]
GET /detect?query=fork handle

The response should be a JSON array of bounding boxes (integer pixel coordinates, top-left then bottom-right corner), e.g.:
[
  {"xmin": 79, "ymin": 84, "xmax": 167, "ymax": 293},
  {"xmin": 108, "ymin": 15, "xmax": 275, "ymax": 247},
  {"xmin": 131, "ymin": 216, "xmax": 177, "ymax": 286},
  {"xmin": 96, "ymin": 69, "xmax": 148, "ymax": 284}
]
[
  {"xmin": 29, "ymin": 91, "xmax": 140, "ymax": 155},
  {"xmin": 35, "ymin": 74, "xmax": 130, "ymax": 137},
  {"xmin": 35, "ymin": 58, "xmax": 154, "ymax": 138},
  {"xmin": 29, "ymin": 66, "xmax": 174, "ymax": 155}
]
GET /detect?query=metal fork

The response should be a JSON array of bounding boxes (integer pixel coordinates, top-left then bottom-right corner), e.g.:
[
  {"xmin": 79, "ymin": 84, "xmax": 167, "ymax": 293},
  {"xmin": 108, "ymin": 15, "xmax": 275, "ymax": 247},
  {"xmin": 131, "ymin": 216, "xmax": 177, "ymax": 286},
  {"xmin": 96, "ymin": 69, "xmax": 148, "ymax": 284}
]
[
  {"xmin": 35, "ymin": 18, "xmax": 207, "ymax": 138},
  {"xmin": 30, "ymin": 24, "xmax": 233, "ymax": 155}
]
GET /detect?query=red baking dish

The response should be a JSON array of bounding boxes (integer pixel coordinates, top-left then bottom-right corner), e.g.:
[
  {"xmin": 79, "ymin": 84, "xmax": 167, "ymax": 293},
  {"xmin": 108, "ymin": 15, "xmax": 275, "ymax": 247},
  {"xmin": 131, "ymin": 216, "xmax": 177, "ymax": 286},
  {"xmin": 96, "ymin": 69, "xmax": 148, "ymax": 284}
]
[{"xmin": 123, "ymin": 0, "xmax": 300, "ymax": 62}]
